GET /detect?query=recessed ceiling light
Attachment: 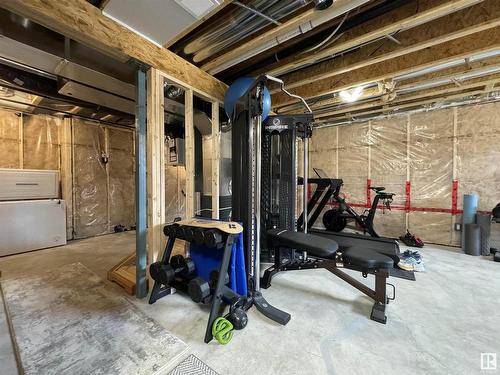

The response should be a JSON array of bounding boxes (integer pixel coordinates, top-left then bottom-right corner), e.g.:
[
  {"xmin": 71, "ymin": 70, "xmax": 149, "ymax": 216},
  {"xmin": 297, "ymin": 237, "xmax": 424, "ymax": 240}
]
[{"xmin": 339, "ymin": 86, "xmax": 364, "ymax": 103}]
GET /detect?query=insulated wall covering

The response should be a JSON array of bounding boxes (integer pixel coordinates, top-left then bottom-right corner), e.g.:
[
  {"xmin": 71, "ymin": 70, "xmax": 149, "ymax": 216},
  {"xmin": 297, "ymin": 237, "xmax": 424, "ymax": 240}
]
[
  {"xmin": 0, "ymin": 110, "xmax": 20, "ymax": 168},
  {"xmin": 309, "ymin": 101, "xmax": 500, "ymax": 245},
  {"xmin": 72, "ymin": 118, "xmax": 135, "ymax": 239},
  {"xmin": 0, "ymin": 108, "xmax": 135, "ymax": 240}
]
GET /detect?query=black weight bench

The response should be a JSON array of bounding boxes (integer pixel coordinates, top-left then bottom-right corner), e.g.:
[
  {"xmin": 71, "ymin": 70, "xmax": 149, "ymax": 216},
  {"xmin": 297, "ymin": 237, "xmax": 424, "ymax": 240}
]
[{"xmin": 262, "ymin": 229, "xmax": 395, "ymax": 323}]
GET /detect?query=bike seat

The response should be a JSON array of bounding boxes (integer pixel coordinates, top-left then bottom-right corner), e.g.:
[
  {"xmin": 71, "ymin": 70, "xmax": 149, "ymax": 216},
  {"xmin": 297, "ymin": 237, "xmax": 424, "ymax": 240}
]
[{"xmin": 369, "ymin": 186, "xmax": 385, "ymax": 192}]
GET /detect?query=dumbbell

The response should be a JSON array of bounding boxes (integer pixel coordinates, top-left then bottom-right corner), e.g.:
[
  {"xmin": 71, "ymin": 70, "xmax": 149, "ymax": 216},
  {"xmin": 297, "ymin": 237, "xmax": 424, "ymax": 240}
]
[
  {"xmin": 203, "ymin": 229, "xmax": 223, "ymax": 248},
  {"xmin": 226, "ymin": 304, "xmax": 248, "ymax": 331},
  {"xmin": 150, "ymin": 255, "xmax": 195, "ymax": 285},
  {"xmin": 188, "ymin": 270, "xmax": 229, "ymax": 303},
  {"xmin": 193, "ymin": 228, "xmax": 206, "ymax": 244},
  {"xmin": 184, "ymin": 226, "xmax": 195, "ymax": 242},
  {"xmin": 175, "ymin": 226, "xmax": 187, "ymax": 240},
  {"xmin": 163, "ymin": 224, "xmax": 177, "ymax": 237}
]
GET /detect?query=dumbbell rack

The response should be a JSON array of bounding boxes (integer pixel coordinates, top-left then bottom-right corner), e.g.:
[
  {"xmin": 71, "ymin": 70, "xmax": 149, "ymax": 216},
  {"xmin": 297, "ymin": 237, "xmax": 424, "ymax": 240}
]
[{"xmin": 149, "ymin": 221, "xmax": 243, "ymax": 343}]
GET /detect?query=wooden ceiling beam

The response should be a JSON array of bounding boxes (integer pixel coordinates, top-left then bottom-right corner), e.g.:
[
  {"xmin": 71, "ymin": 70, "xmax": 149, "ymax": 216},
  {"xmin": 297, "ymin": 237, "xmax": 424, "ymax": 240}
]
[
  {"xmin": 261, "ymin": 0, "xmax": 484, "ymax": 78},
  {"xmin": 273, "ymin": 0, "xmax": 500, "ymax": 94},
  {"xmin": 317, "ymin": 86, "xmax": 500, "ymax": 123},
  {"xmin": 279, "ymin": 56, "xmax": 500, "ymax": 113},
  {"xmin": 272, "ymin": 26, "xmax": 500, "ymax": 108},
  {"xmin": 0, "ymin": 0, "xmax": 228, "ymax": 100},
  {"xmin": 316, "ymin": 81, "xmax": 500, "ymax": 123},
  {"xmin": 314, "ymin": 73, "xmax": 500, "ymax": 119}
]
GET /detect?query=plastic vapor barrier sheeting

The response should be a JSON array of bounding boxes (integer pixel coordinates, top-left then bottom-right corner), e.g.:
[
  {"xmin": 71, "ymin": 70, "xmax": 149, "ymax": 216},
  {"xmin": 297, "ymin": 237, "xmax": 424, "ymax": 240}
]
[
  {"xmin": 23, "ymin": 114, "xmax": 61, "ymax": 170},
  {"xmin": 0, "ymin": 109, "xmax": 21, "ymax": 168},
  {"xmin": 309, "ymin": 101, "xmax": 500, "ymax": 245},
  {"xmin": 73, "ymin": 119, "xmax": 135, "ymax": 239},
  {"xmin": 0, "ymin": 109, "xmax": 137, "ymax": 241}
]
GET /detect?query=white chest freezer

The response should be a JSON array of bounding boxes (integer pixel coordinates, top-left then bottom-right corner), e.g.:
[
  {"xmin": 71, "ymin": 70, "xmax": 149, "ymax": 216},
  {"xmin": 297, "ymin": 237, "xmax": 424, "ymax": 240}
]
[
  {"xmin": 0, "ymin": 199, "xmax": 67, "ymax": 256},
  {"xmin": 0, "ymin": 168, "xmax": 60, "ymax": 201}
]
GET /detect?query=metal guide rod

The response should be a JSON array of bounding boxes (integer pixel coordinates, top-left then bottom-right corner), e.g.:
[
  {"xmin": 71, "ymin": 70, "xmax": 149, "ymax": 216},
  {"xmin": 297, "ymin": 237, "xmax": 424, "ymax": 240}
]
[
  {"xmin": 255, "ymin": 111, "xmax": 262, "ymax": 291},
  {"xmin": 248, "ymin": 107, "xmax": 255, "ymax": 281},
  {"xmin": 303, "ymin": 136, "xmax": 308, "ymax": 234}
]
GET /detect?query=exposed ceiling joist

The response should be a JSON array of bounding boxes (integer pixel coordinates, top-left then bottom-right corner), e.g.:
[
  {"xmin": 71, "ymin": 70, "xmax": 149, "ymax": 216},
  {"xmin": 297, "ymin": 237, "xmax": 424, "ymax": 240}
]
[
  {"xmin": 279, "ymin": 55, "xmax": 500, "ymax": 113},
  {"xmin": 315, "ymin": 73, "xmax": 500, "ymax": 119},
  {"xmin": 272, "ymin": 26, "xmax": 500, "ymax": 108},
  {"xmin": 0, "ymin": 0, "xmax": 227, "ymax": 101},
  {"xmin": 273, "ymin": 0, "xmax": 500, "ymax": 93},
  {"xmin": 200, "ymin": 0, "xmax": 370, "ymax": 74},
  {"xmin": 317, "ymin": 81, "xmax": 500, "ymax": 124},
  {"xmin": 260, "ymin": 0, "xmax": 484, "ymax": 78},
  {"xmin": 397, "ymin": 55, "xmax": 500, "ymax": 87}
]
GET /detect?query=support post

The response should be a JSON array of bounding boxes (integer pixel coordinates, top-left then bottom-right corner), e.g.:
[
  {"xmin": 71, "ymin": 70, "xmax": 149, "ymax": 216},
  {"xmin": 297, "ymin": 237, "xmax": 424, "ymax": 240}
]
[
  {"xmin": 146, "ymin": 68, "xmax": 165, "ymax": 271},
  {"xmin": 211, "ymin": 101, "xmax": 220, "ymax": 219},
  {"xmin": 61, "ymin": 117, "xmax": 74, "ymax": 240},
  {"xmin": 185, "ymin": 89, "xmax": 195, "ymax": 218},
  {"xmin": 405, "ymin": 114, "xmax": 411, "ymax": 231},
  {"xmin": 18, "ymin": 113, "xmax": 23, "ymax": 169},
  {"xmin": 451, "ymin": 107, "xmax": 458, "ymax": 245},
  {"xmin": 135, "ymin": 67, "xmax": 148, "ymax": 299}
]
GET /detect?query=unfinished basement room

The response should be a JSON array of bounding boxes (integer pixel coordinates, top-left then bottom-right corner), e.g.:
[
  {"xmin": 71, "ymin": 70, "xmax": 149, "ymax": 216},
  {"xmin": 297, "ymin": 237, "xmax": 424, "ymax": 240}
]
[{"xmin": 0, "ymin": 0, "xmax": 499, "ymax": 374}]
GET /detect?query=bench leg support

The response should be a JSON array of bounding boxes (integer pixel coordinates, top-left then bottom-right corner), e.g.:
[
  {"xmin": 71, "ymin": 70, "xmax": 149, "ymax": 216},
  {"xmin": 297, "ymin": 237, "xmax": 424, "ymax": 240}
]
[{"xmin": 370, "ymin": 302, "xmax": 387, "ymax": 324}]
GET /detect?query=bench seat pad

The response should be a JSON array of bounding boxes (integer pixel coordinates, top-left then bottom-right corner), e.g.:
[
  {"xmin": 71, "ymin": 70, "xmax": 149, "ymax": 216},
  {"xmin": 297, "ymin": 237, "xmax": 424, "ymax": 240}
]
[
  {"xmin": 343, "ymin": 248, "xmax": 394, "ymax": 269},
  {"xmin": 267, "ymin": 229, "xmax": 338, "ymax": 259}
]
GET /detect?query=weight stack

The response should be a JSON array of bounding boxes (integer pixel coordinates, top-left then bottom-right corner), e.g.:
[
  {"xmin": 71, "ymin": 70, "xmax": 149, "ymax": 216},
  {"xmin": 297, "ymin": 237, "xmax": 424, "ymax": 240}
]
[
  {"xmin": 476, "ymin": 214, "xmax": 492, "ymax": 256},
  {"xmin": 464, "ymin": 224, "xmax": 481, "ymax": 256}
]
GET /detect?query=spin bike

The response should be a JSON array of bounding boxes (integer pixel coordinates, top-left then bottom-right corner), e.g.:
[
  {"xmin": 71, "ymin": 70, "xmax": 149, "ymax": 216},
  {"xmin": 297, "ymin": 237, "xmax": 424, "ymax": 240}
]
[{"xmin": 322, "ymin": 183, "xmax": 395, "ymax": 238}]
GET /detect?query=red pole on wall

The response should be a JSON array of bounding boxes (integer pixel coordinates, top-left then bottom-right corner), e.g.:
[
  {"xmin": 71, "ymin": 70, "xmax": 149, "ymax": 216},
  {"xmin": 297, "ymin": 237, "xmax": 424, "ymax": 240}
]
[{"xmin": 405, "ymin": 181, "xmax": 411, "ymax": 213}]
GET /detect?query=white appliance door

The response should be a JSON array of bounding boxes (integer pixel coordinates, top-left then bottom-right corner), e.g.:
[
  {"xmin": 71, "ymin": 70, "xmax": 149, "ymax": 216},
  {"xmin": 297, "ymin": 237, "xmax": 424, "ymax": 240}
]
[{"xmin": 0, "ymin": 199, "xmax": 67, "ymax": 256}]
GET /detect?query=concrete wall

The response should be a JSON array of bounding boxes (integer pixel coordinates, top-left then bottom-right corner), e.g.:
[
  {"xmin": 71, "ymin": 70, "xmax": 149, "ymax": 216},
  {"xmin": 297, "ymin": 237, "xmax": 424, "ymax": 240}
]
[{"xmin": 309, "ymin": 101, "xmax": 500, "ymax": 245}]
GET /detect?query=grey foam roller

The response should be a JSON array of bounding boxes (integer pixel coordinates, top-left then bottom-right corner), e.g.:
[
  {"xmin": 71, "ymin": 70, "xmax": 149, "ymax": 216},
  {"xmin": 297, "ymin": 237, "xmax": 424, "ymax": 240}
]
[
  {"xmin": 462, "ymin": 194, "xmax": 479, "ymax": 248},
  {"xmin": 476, "ymin": 214, "xmax": 492, "ymax": 256},
  {"xmin": 464, "ymin": 224, "xmax": 481, "ymax": 256}
]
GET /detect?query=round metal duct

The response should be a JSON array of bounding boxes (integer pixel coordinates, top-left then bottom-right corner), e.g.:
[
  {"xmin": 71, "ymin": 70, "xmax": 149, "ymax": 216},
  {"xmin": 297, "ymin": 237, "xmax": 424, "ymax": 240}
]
[{"xmin": 314, "ymin": 0, "xmax": 333, "ymax": 10}]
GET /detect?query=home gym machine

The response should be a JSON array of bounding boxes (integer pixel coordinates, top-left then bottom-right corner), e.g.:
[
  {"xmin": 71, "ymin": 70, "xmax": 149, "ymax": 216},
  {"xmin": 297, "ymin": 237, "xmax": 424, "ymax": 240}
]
[{"xmin": 232, "ymin": 75, "xmax": 397, "ymax": 324}]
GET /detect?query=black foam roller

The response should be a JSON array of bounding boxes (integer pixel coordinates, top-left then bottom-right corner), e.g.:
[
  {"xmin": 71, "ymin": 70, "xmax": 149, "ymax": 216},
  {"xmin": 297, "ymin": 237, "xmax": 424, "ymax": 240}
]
[
  {"xmin": 464, "ymin": 224, "xmax": 481, "ymax": 256},
  {"xmin": 476, "ymin": 214, "xmax": 492, "ymax": 256}
]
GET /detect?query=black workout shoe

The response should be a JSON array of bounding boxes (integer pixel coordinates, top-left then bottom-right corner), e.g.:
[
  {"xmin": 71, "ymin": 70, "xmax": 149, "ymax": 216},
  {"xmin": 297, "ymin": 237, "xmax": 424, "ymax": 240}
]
[{"xmin": 399, "ymin": 230, "xmax": 424, "ymax": 248}]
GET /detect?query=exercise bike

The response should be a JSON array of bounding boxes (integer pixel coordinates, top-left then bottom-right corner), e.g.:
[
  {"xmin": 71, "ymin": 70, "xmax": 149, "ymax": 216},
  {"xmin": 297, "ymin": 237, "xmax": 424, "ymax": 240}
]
[{"xmin": 322, "ymin": 184, "xmax": 395, "ymax": 238}]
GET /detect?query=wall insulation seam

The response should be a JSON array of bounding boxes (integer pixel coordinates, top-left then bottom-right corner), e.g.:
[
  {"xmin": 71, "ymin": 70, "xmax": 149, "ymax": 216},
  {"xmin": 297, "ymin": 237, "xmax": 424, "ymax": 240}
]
[{"xmin": 18, "ymin": 114, "xmax": 23, "ymax": 169}]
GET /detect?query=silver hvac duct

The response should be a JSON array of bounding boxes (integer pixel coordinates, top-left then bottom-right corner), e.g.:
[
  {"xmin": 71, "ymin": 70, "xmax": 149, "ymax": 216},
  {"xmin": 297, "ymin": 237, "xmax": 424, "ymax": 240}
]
[
  {"xmin": 207, "ymin": 0, "xmax": 370, "ymax": 74},
  {"xmin": 314, "ymin": 0, "xmax": 334, "ymax": 10},
  {"xmin": 180, "ymin": 0, "xmax": 309, "ymax": 63}
]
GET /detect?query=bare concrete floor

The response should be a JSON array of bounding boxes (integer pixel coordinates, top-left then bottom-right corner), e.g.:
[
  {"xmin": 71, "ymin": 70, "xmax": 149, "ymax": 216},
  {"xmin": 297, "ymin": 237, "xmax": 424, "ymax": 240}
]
[{"xmin": 1, "ymin": 232, "xmax": 499, "ymax": 374}]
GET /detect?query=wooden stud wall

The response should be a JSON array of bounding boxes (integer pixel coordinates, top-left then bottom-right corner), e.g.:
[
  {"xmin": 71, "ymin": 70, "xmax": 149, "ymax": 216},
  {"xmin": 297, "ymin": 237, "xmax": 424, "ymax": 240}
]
[
  {"xmin": 184, "ymin": 89, "xmax": 195, "ymax": 219},
  {"xmin": 60, "ymin": 117, "xmax": 73, "ymax": 240},
  {"xmin": 211, "ymin": 101, "xmax": 220, "ymax": 219},
  {"xmin": 146, "ymin": 68, "xmax": 165, "ymax": 265}
]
